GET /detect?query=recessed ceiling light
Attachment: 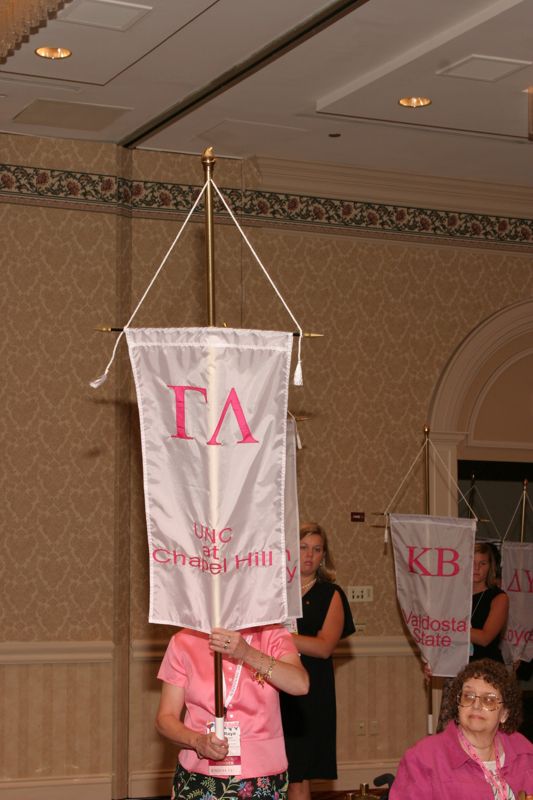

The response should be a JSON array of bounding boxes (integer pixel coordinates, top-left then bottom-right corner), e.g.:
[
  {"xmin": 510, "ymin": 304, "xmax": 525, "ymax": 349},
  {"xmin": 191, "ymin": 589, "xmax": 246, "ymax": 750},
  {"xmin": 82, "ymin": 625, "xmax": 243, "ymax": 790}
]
[
  {"xmin": 35, "ymin": 46, "xmax": 72, "ymax": 60},
  {"xmin": 398, "ymin": 96, "xmax": 432, "ymax": 108}
]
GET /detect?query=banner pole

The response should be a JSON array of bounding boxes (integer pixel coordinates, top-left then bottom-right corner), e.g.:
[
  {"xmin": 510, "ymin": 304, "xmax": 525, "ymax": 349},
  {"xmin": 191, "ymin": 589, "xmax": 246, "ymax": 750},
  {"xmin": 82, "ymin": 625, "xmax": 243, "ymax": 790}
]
[
  {"xmin": 423, "ymin": 426, "xmax": 434, "ymax": 733},
  {"xmin": 201, "ymin": 147, "xmax": 225, "ymax": 736},
  {"xmin": 203, "ymin": 147, "xmax": 217, "ymax": 327},
  {"xmin": 469, "ymin": 474, "xmax": 476, "ymax": 519},
  {"xmin": 520, "ymin": 479, "xmax": 528, "ymax": 544},
  {"xmin": 424, "ymin": 426, "xmax": 430, "ymax": 515}
]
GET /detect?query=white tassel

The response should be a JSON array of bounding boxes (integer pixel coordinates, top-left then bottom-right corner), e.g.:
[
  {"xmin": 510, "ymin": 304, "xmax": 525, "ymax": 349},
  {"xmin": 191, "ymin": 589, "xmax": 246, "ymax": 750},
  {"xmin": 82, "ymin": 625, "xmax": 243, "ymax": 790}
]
[
  {"xmin": 295, "ymin": 429, "xmax": 302, "ymax": 450},
  {"xmin": 90, "ymin": 372, "xmax": 108, "ymax": 389},
  {"xmin": 293, "ymin": 359, "xmax": 303, "ymax": 386}
]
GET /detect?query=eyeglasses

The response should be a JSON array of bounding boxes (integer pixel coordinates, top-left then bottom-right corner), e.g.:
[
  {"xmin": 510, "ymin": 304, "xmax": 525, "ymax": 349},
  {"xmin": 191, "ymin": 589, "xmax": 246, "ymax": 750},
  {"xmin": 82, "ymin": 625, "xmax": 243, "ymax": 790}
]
[{"xmin": 457, "ymin": 690, "xmax": 503, "ymax": 711}]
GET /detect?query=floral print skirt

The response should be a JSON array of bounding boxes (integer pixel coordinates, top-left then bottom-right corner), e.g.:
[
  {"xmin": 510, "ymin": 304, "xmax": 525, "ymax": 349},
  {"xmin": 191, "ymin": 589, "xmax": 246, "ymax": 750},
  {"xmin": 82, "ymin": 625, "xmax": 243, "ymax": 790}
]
[{"xmin": 172, "ymin": 763, "xmax": 288, "ymax": 800}]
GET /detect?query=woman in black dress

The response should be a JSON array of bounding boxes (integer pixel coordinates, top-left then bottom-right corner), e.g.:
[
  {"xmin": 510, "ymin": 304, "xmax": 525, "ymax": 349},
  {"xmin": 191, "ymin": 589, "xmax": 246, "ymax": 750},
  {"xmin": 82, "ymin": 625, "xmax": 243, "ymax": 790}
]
[
  {"xmin": 470, "ymin": 541, "xmax": 508, "ymax": 662},
  {"xmin": 280, "ymin": 522, "xmax": 355, "ymax": 800}
]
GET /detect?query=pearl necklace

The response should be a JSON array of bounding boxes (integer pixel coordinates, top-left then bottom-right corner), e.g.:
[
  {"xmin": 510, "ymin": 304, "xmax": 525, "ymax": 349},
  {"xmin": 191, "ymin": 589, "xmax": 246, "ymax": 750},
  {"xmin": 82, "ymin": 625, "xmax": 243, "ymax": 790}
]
[{"xmin": 301, "ymin": 577, "xmax": 317, "ymax": 593}]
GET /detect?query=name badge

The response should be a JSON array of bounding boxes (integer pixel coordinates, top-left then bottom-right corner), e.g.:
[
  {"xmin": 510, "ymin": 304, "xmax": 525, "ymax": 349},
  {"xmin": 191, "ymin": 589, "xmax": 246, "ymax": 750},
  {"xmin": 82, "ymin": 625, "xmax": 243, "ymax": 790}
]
[{"xmin": 207, "ymin": 720, "xmax": 241, "ymax": 776}]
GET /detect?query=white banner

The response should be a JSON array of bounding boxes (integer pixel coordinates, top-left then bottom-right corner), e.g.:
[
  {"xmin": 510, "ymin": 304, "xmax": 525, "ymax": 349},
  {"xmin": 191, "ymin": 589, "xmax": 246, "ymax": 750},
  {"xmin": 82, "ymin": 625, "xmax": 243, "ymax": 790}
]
[
  {"xmin": 501, "ymin": 542, "xmax": 533, "ymax": 664},
  {"xmin": 126, "ymin": 327, "xmax": 295, "ymax": 632},
  {"xmin": 390, "ymin": 514, "xmax": 476, "ymax": 677}
]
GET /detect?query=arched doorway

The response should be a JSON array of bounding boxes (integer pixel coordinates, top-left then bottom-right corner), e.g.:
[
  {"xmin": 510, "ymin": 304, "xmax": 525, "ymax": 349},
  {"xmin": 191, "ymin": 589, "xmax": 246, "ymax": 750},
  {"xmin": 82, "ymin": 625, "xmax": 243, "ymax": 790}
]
[
  {"xmin": 428, "ymin": 298, "xmax": 533, "ymax": 516},
  {"xmin": 426, "ymin": 298, "xmax": 533, "ymax": 721}
]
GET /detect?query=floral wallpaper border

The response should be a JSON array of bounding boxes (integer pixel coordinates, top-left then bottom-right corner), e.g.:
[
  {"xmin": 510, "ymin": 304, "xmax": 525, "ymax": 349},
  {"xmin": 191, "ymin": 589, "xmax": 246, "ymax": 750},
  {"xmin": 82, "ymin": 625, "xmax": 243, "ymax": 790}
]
[{"xmin": 1, "ymin": 162, "xmax": 533, "ymax": 245}]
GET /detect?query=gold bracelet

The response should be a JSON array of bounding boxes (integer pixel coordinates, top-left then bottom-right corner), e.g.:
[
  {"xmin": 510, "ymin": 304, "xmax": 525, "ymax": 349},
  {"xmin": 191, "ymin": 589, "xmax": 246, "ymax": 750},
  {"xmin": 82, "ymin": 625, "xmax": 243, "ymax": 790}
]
[
  {"xmin": 252, "ymin": 654, "xmax": 276, "ymax": 687},
  {"xmin": 264, "ymin": 655, "xmax": 276, "ymax": 683},
  {"xmin": 252, "ymin": 652, "xmax": 265, "ymax": 685}
]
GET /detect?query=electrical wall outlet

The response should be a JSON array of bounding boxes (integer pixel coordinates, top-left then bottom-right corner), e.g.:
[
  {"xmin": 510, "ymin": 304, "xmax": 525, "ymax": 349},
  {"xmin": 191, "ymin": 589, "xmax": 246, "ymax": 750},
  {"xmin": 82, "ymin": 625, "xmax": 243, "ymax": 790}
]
[{"xmin": 348, "ymin": 585, "xmax": 373, "ymax": 603}]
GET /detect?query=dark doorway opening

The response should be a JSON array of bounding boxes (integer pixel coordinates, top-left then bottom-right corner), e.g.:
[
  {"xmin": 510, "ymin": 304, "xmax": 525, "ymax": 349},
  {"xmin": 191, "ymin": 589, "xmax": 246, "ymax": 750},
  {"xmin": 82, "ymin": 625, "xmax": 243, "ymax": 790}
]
[{"xmin": 458, "ymin": 459, "xmax": 533, "ymax": 542}]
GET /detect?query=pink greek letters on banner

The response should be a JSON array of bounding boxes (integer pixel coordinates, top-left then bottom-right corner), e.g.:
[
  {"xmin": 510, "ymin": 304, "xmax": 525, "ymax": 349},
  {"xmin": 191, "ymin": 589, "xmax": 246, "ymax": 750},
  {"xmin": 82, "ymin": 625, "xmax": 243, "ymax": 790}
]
[
  {"xmin": 501, "ymin": 542, "xmax": 533, "ymax": 664},
  {"xmin": 125, "ymin": 327, "xmax": 296, "ymax": 633},
  {"xmin": 167, "ymin": 385, "xmax": 259, "ymax": 444},
  {"xmin": 391, "ymin": 514, "xmax": 475, "ymax": 677}
]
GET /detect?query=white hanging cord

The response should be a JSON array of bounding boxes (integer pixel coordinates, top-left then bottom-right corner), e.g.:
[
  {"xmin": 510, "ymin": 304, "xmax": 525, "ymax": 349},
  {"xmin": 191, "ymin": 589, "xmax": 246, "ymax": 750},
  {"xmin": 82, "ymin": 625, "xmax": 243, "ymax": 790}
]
[
  {"xmin": 469, "ymin": 487, "xmax": 501, "ymax": 539},
  {"xmin": 502, "ymin": 489, "xmax": 533, "ymax": 541},
  {"xmin": 90, "ymin": 180, "xmax": 209, "ymax": 388},
  {"xmin": 502, "ymin": 495, "xmax": 522, "ymax": 542},
  {"xmin": 458, "ymin": 485, "xmax": 494, "ymax": 539},
  {"xmin": 211, "ymin": 179, "xmax": 304, "ymax": 385},
  {"xmin": 460, "ymin": 484, "xmax": 475, "ymax": 503},
  {"xmin": 428, "ymin": 440, "xmax": 478, "ymax": 521},
  {"xmin": 384, "ymin": 439, "xmax": 427, "ymax": 517},
  {"xmin": 382, "ymin": 439, "xmax": 427, "ymax": 546},
  {"xmin": 383, "ymin": 436, "xmax": 482, "ymax": 546}
]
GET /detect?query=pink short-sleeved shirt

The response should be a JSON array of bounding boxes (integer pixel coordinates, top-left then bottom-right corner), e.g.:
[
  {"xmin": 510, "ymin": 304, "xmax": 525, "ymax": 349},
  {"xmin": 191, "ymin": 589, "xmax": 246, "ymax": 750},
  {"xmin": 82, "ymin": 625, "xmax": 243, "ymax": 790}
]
[{"xmin": 158, "ymin": 625, "xmax": 298, "ymax": 778}]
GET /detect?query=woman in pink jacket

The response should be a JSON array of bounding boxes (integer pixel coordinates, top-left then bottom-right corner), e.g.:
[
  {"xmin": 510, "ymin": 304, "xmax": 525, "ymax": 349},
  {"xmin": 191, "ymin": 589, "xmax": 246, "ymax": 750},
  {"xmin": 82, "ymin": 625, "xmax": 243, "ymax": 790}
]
[{"xmin": 391, "ymin": 659, "xmax": 533, "ymax": 799}]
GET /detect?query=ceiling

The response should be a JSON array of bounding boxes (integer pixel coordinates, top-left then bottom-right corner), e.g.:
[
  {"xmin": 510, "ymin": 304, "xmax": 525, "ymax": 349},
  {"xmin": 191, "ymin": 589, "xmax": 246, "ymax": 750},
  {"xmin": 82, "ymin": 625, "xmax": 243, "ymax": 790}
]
[{"xmin": 1, "ymin": 0, "xmax": 533, "ymax": 187}]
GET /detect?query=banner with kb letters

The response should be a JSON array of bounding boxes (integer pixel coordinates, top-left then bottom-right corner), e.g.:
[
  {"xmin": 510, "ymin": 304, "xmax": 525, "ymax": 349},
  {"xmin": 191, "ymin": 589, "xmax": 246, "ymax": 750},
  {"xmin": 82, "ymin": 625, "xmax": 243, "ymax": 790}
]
[
  {"xmin": 126, "ymin": 327, "xmax": 296, "ymax": 632},
  {"xmin": 501, "ymin": 542, "xmax": 533, "ymax": 664},
  {"xmin": 390, "ymin": 513, "xmax": 476, "ymax": 677}
]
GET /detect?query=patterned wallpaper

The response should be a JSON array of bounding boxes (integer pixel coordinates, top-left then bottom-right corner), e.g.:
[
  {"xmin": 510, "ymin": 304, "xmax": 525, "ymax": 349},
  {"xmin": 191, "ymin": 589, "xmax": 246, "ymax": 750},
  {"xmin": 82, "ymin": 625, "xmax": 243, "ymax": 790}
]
[
  {"xmin": 1, "ymin": 202, "xmax": 118, "ymax": 640},
  {"xmin": 1, "ymin": 135, "xmax": 533, "ymax": 643}
]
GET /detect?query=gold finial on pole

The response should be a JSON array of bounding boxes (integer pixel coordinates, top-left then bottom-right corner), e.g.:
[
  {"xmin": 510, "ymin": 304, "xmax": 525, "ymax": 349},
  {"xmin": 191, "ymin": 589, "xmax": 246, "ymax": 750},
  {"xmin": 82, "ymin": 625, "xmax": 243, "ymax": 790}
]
[{"xmin": 202, "ymin": 147, "xmax": 216, "ymax": 327}]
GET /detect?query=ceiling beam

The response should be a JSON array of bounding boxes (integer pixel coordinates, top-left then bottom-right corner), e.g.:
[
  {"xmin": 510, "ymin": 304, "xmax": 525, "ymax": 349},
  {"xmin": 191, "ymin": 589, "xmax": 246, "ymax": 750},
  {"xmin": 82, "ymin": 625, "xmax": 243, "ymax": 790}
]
[{"xmin": 120, "ymin": 0, "xmax": 370, "ymax": 149}]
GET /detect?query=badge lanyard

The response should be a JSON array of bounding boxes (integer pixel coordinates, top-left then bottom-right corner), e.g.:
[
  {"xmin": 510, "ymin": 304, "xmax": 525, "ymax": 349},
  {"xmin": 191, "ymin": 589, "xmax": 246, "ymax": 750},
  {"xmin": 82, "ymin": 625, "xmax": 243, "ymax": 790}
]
[
  {"xmin": 207, "ymin": 634, "xmax": 254, "ymax": 777},
  {"xmin": 458, "ymin": 727, "xmax": 508, "ymax": 800},
  {"xmin": 222, "ymin": 634, "xmax": 253, "ymax": 708}
]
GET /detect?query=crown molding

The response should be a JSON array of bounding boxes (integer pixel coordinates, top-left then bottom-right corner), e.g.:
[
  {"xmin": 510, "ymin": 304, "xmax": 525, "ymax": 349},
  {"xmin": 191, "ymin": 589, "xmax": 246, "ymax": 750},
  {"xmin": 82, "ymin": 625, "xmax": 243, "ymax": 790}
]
[{"xmin": 244, "ymin": 156, "xmax": 533, "ymax": 218}]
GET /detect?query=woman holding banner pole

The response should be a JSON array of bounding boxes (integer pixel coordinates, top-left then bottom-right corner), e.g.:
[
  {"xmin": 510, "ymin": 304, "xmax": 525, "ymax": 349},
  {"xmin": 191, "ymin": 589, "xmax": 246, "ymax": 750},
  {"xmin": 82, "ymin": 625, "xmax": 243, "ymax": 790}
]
[
  {"xmin": 280, "ymin": 522, "xmax": 355, "ymax": 800},
  {"xmin": 156, "ymin": 625, "xmax": 309, "ymax": 800}
]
